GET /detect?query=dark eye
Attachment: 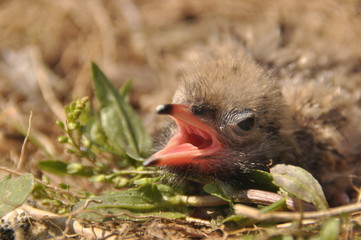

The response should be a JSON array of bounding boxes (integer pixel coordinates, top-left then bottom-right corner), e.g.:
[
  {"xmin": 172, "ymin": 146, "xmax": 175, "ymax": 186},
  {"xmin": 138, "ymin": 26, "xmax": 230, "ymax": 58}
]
[{"xmin": 237, "ymin": 117, "xmax": 255, "ymax": 131}]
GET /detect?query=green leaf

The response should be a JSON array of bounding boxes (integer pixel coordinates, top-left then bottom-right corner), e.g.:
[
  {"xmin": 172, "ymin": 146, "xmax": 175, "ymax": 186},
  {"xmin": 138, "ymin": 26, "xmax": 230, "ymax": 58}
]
[
  {"xmin": 73, "ymin": 183, "xmax": 188, "ymax": 221},
  {"xmin": 270, "ymin": 164, "xmax": 328, "ymax": 210},
  {"xmin": 259, "ymin": 196, "xmax": 287, "ymax": 213},
  {"xmin": 86, "ymin": 116, "xmax": 118, "ymax": 155},
  {"xmin": 0, "ymin": 174, "xmax": 35, "ymax": 217},
  {"xmin": 39, "ymin": 160, "xmax": 68, "ymax": 175},
  {"xmin": 119, "ymin": 79, "xmax": 132, "ymax": 101},
  {"xmin": 204, "ymin": 182, "xmax": 234, "ymax": 208},
  {"xmin": 320, "ymin": 218, "xmax": 340, "ymax": 240},
  {"xmin": 204, "ymin": 183, "xmax": 231, "ymax": 202},
  {"xmin": 248, "ymin": 169, "xmax": 279, "ymax": 192},
  {"xmin": 91, "ymin": 63, "xmax": 152, "ymax": 161}
]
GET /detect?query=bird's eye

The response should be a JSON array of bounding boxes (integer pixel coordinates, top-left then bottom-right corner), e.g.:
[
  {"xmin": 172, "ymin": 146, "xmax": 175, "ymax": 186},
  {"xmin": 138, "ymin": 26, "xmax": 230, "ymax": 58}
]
[
  {"xmin": 237, "ymin": 117, "xmax": 255, "ymax": 131},
  {"xmin": 221, "ymin": 109, "xmax": 256, "ymax": 134}
]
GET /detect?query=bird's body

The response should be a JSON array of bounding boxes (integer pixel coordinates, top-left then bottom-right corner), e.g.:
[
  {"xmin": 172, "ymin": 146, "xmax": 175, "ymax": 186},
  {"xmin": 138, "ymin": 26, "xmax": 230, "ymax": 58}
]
[{"xmin": 145, "ymin": 54, "xmax": 361, "ymax": 206}]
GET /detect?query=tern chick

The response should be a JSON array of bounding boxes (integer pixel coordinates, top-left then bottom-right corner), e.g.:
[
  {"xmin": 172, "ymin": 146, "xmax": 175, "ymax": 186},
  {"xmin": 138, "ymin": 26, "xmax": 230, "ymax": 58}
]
[{"xmin": 144, "ymin": 55, "xmax": 361, "ymax": 206}]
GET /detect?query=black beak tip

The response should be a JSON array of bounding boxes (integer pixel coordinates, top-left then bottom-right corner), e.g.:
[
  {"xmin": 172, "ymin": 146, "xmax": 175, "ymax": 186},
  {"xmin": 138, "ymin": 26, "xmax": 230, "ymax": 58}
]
[
  {"xmin": 156, "ymin": 104, "xmax": 172, "ymax": 115},
  {"xmin": 143, "ymin": 157, "xmax": 161, "ymax": 166}
]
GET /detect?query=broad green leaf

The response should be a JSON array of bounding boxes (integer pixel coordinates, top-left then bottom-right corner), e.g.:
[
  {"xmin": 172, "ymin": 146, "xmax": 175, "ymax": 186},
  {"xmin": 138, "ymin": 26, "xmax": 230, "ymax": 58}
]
[
  {"xmin": 86, "ymin": 116, "xmax": 119, "ymax": 155},
  {"xmin": 39, "ymin": 160, "xmax": 68, "ymax": 175},
  {"xmin": 204, "ymin": 183, "xmax": 234, "ymax": 208},
  {"xmin": 270, "ymin": 164, "xmax": 328, "ymax": 210},
  {"xmin": 320, "ymin": 218, "xmax": 340, "ymax": 240},
  {"xmin": 91, "ymin": 63, "xmax": 152, "ymax": 161},
  {"xmin": 73, "ymin": 183, "xmax": 188, "ymax": 222},
  {"xmin": 203, "ymin": 183, "xmax": 234, "ymax": 203},
  {"xmin": 0, "ymin": 174, "xmax": 35, "ymax": 217},
  {"xmin": 248, "ymin": 169, "xmax": 279, "ymax": 192}
]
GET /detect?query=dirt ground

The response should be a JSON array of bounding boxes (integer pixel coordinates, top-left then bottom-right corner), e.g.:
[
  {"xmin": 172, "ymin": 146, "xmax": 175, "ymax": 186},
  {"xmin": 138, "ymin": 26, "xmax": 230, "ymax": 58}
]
[{"xmin": 1, "ymin": 0, "xmax": 361, "ymax": 239}]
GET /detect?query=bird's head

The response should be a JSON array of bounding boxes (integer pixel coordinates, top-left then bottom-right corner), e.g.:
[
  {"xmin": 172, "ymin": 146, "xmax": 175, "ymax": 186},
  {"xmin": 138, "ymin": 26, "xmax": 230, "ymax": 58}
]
[{"xmin": 144, "ymin": 56, "xmax": 295, "ymax": 185}]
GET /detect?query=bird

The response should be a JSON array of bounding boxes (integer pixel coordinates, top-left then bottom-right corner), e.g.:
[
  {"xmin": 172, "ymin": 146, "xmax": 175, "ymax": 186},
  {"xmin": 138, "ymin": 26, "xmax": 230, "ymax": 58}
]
[{"xmin": 143, "ymin": 54, "xmax": 361, "ymax": 206}]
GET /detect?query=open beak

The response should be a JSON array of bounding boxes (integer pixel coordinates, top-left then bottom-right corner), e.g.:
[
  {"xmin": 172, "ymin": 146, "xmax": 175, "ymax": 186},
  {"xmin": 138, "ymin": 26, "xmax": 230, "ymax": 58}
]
[{"xmin": 143, "ymin": 104, "xmax": 223, "ymax": 168}]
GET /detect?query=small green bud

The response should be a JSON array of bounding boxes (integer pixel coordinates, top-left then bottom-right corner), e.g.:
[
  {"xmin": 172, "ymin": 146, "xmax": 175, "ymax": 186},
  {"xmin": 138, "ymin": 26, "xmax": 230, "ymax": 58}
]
[
  {"xmin": 58, "ymin": 208, "xmax": 67, "ymax": 214},
  {"xmin": 57, "ymin": 135, "xmax": 69, "ymax": 143},
  {"xmin": 66, "ymin": 112, "xmax": 74, "ymax": 119},
  {"xmin": 112, "ymin": 177, "xmax": 128, "ymax": 188},
  {"xmin": 59, "ymin": 183, "xmax": 69, "ymax": 190},
  {"xmin": 104, "ymin": 174, "xmax": 116, "ymax": 181},
  {"xmin": 94, "ymin": 162, "xmax": 106, "ymax": 172},
  {"xmin": 42, "ymin": 175, "xmax": 50, "ymax": 184},
  {"xmin": 69, "ymin": 101, "xmax": 76, "ymax": 111},
  {"xmin": 51, "ymin": 200, "xmax": 62, "ymax": 206},
  {"xmin": 72, "ymin": 109, "xmax": 81, "ymax": 119},
  {"xmin": 41, "ymin": 199, "xmax": 51, "ymax": 205},
  {"xmin": 81, "ymin": 96, "xmax": 89, "ymax": 102},
  {"xmin": 67, "ymin": 163, "xmax": 84, "ymax": 174},
  {"xmin": 91, "ymin": 174, "xmax": 106, "ymax": 182},
  {"xmin": 133, "ymin": 178, "xmax": 153, "ymax": 185},
  {"xmin": 76, "ymin": 97, "xmax": 89, "ymax": 109},
  {"xmin": 68, "ymin": 122, "xmax": 80, "ymax": 130},
  {"xmin": 82, "ymin": 137, "xmax": 92, "ymax": 148},
  {"xmin": 55, "ymin": 120, "xmax": 65, "ymax": 130},
  {"xmin": 66, "ymin": 148, "xmax": 77, "ymax": 154}
]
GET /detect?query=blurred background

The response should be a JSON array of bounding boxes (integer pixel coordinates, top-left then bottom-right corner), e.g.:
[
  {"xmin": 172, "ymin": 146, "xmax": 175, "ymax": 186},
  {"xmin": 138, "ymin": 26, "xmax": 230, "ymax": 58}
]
[{"xmin": 0, "ymin": 0, "xmax": 361, "ymax": 181}]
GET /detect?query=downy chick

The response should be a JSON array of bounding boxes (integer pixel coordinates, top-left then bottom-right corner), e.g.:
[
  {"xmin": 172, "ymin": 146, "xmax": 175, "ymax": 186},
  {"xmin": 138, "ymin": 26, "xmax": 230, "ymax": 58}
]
[{"xmin": 144, "ymin": 55, "xmax": 361, "ymax": 206}]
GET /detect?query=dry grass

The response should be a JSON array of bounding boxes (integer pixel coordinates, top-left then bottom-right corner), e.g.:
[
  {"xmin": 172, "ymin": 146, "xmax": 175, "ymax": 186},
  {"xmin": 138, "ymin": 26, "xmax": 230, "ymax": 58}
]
[{"xmin": 1, "ymin": 0, "xmax": 361, "ymax": 239}]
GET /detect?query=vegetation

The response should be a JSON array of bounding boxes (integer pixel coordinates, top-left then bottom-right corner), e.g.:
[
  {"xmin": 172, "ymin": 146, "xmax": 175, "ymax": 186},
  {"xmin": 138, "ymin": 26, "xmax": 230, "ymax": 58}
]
[{"xmin": 1, "ymin": 64, "xmax": 361, "ymax": 239}]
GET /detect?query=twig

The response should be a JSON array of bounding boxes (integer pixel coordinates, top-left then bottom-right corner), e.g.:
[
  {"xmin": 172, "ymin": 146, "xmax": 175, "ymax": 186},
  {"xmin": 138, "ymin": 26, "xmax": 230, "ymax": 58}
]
[
  {"xmin": 16, "ymin": 111, "xmax": 33, "ymax": 172},
  {"xmin": 234, "ymin": 202, "xmax": 361, "ymax": 222},
  {"xmin": 185, "ymin": 217, "xmax": 211, "ymax": 226},
  {"xmin": 183, "ymin": 189, "xmax": 316, "ymax": 211},
  {"xmin": 227, "ymin": 226, "xmax": 266, "ymax": 236},
  {"xmin": 21, "ymin": 204, "xmax": 68, "ymax": 228},
  {"xmin": 233, "ymin": 189, "xmax": 316, "ymax": 211},
  {"xmin": 21, "ymin": 199, "xmax": 102, "ymax": 238},
  {"xmin": 72, "ymin": 221, "xmax": 117, "ymax": 240},
  {"xmin": 183, "ymin": 195, "xmax": 227, "ymax": 207},
  {"xmin": 0, "ymin": 105, "xmax": 56, "ymax": 156}
]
